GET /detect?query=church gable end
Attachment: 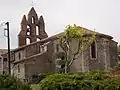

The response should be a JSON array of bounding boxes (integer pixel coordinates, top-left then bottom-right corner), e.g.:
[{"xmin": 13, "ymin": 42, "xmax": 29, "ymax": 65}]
[{"xmin": 18, "ymin": 7, "xmax": 48, "ymax": 47}]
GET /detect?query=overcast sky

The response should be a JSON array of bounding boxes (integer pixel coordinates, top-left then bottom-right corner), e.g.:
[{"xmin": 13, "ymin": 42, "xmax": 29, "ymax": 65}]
[{"xmin": 0, "ymin": 0, "xmax": 120, "ymax": 49}]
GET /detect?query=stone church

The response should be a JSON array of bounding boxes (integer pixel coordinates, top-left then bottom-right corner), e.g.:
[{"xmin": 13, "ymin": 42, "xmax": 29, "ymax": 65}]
[{"xmin": 1, "ymin": 7, "xmax": 118, "ymax": 82}]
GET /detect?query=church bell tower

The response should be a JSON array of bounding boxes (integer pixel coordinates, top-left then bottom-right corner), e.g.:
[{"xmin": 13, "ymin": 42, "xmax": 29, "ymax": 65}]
[{"xmin": 18, "ymin": 7, "xmax": 48, "ymax": 47}]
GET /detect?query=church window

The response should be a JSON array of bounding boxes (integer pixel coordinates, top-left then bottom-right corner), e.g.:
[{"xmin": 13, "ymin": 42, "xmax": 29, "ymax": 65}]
[
  {"xmin": 18, "ymin": 52, "xmax": 21, "ymax": 60},
  {"xmin": 44, "ymin": 46, "xmax": 47, "ymax": 52},
  {"xmin": 56, "ymin": 44, "xmax": 59, "ymax": 52},
  {"xmin": 32, "ymin": 17, "xmax": 35, "ymax": 24},
  {"xmin": 3, "ymin": 58, "xmax": 7, "ymax": 61},
  {"xmin": 18, "ymin": 64, "xmax": 20, "ymax": 73},
  {"xmin": 27, "ymin": 31, "xmax": 30, "ymax": 35},
  {"xmin": 40, "ymin": 46, "xmax": 44, "ymax": 53},
  {"xmin": 39, "ymin": 45, "xmax": 47, "ymax": 53},
  {"xmin": 26, "ymin": 38, "xmax": 30, "ymax": 45},
  {"xmin": 37, "ymin": 38, "xmax": 40, "ymax": 41},
  {"xmin": 27, "ymin": 25, "xmax": 31, "ymax": 35},
  {"xmin": 36, "ymin": 26, "xmax": 39, "ymax": 35},
  {"xmin": 90, "ymin": 41, "xmax": 96, "ymax": 58}
]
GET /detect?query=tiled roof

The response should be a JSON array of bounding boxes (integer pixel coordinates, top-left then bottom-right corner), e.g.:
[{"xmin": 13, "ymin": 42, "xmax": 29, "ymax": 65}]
[{"xmin": 2, "ymin": 26, "xmax": 113, "ymax": 53}]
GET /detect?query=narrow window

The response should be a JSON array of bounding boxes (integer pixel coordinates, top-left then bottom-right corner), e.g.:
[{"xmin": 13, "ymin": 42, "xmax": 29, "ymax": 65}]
[
  {"xmin": 27, "ymin": 25, "xmax": 30, "ymax": 35},
  {"xmin": 18, "ymin": 52, "xmax": 21, "ymax": 60},
  {"xmin": 36, "ymin": 26, "xmax": 39, "ymax": 35},
  {"xmin": 90, "ymin": 41, "xmax": 96, "ymax": 58},
  {"xmin": 18, "ymin": 64, "xmax": 20, "ymax": 73},
  {"xmin": 3, "ymin": 58, "xmax": 7, "ymax": 61},
  {"xmin": 26, "ymin": 38, "xmax": 30, "ymax": 45},
  {"xmin": 56, "ymin": 44, "xmax": 59, "ymax": 52},
  {"xmin": 37, "ymin": 38, "xmax": 40, "ymax": 41},
  {"xmin": 39, "ymin": 46, "xmax": 42, "ymax": 53},
  {"xmin": 32, "ymin": 17, "xmax": 35, "ymax": 24},
  {"xmin": 39, "ymin": 45, "xmax": 47, "ymax": 53},
  {"xmin": 27, "ymin": 31, "xmax": 30, "ymax": 35},
  {"xmin": 44, "ymin": 46, "xmax": 47, "ymax": 52}
]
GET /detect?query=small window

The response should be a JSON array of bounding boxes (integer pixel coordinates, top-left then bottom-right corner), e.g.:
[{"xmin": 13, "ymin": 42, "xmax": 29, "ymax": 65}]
[
  {"xmin": 3, "ymin": 58, "xmax": 7, "ymax": 61},
  {"xmin": 90, "ymin": 41, "xmax": 96, "ymax": 58},
  {"xmin": 40, "ymin": 46, "xmax": 44, "ymax": 53},
  {"xmin": 18, "ymin": 52, "xmax": 21, "ymax": 60},
  {"xmin": 27, "ymin": 31, "xmax": 30, "ymax": 35},
  {"xmin": 32, "ymin": 17, "xmax": 35, "ymax": 24},
  {"xmin": 36, "ymin": 26, "xmax": 39, "ymax": 35},
  {"xmin": 44, "ymin": 46, "xmax": 47, "ymax": 52},
  {"xmin": 27, "ymin": 25, "xmax": 30, "ymax": 35},
  {"xmin": 39, "ymin": 45, "xmax": 47, "ymax": 53},
  {"xmin": 18, "ymin": 64, "xmax": 20, "ymax": 73},
  {"xmin": 37, "ymin": 38, "xmax": 40, "ymax": 41},
  {"xmin": 26, "ymin": 38, "xmax": 30, "ymax": 45},
  {"xmin": 56, "ymin": 44, "xmax": 59, "ymax": 52}
]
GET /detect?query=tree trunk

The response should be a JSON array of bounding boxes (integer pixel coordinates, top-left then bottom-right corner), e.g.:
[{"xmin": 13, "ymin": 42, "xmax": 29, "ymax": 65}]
[{"xmin": 65, "ymin": 65, "xmax": 67, "ymax": 74}]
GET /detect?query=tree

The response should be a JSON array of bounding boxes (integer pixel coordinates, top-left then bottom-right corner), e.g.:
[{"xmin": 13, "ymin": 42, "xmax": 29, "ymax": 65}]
[
  {"xmin": 117, "ymin": 45, "xmax": 120, "ymax": 53},
  {"xmin": 57, "ymin": 24, "xmax": 96, "ymax": 74}
]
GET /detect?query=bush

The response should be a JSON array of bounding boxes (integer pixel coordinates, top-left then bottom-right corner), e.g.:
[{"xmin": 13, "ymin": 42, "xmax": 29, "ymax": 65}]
[
  {"xmin": 30, "ymin": 72, "xmax": 53, "ymax": 84},
  {"xmin": 85, "ymin": 70, "xmax": 111, "ymax": 80},
  {"xmin": 31, "ymin": 84, "xmax": 40, "ymax": 90},
  {"xmin": 39, "ymin": 71, "xmax": 120, "ymax": 90},
  {"xmin": 38, "ymin": 72, "xmax": 53, "ymax": 81},
  {"xmin": 0, "ymin": 74, "xmax": 31, "ymax": 90}
]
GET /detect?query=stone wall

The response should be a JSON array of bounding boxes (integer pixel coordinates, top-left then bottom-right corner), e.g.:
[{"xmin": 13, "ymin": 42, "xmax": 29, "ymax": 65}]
[
  {"xmin": 10, "ymin": 39, "xmax": 55, "ymax": 81},
  {"xmin": 109, "ymin": 40, "xmax": 118, "ymax": 67},
  {"xmin": 53, "ymin": 36, "xmax": 118, "ymax": 73}
]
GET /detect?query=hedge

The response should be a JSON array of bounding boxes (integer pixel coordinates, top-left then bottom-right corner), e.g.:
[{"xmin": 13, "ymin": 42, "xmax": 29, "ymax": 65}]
[
  {"xmin": 0, "ymin": 74, "xmax": 31, "ymax": 90},
  {"xmin": 39, "ymin": 70, "xmax": 120, "ymax": 90}
]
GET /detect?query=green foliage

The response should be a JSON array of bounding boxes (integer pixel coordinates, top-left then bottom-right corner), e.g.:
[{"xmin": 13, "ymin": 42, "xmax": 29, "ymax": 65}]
[
  {"xmin": 0, "ymin": 74, "xmax": 31, "ymax": 90},
  {"xmin": 57, "ymin": 24, "xmax": 96, "ymax": 74},
  {"xmin": 39, "ymin": 70, "xmax": 120, "ymax": 90},
  {"xmin": 38, "ymin": 73, "xmax": 53, "ymax": 80},
  {"xmin": 31, "ymin": 84, "xmax": 40, "ymax": 90},
  {"xmin": 30, "ymin": 72, "xmax": 53, "ymax": 84},
  {"xmin": 110, "ymin": 64, "xmax": 120, "ymax": 71},
  {"xmin": 117, "ymin": 45, "xmax": 120, "ymax": 52},
  {"xmin": 65, "ymin": 24, "xmax": 85, "ymax": 39},
  {"xmin": 84, "ymin": 70, "xmax": 110, "ymax": 80}
]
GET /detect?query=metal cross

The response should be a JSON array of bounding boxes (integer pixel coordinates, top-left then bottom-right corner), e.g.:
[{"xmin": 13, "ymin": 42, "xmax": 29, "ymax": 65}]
[{"xmin": 31, "ymin": 0, "xmax": 36, "ymax": 7}]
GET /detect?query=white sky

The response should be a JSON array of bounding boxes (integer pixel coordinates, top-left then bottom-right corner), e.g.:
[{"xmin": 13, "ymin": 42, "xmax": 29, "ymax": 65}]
[{"xmin": 0, "ymin": 0, "xmax": 120, "ymax": 49}]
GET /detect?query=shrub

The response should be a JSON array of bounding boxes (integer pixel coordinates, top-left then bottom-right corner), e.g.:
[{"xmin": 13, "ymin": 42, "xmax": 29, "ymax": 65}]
[
  {"xmin": 38, "ymin": 72, "xmax": 53, "ymax": 81},
  {"xmin": 85, "ymin": 70, "xmax": 111, "ymax": 80},
  {"xmin": 39, "ymin": 71, "xmax": 120, "ymax": 90},
  {"xmin": 0, "ymin": 74, "xmax": 31, "ymax": 90},
  {"xmin": 30, "ymin": 72, "xmax": 53, "ymax": 84},
  {"xmin": 39, "ymin": 74, "xmax": 78, "ymax": 90}
]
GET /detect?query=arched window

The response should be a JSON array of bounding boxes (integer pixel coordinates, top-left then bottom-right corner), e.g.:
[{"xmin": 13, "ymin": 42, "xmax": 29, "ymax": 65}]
[
  {"xmin": 26, "ymin": 38, "xmax": 30, "ymax": 45},
  {"xmin": 18, "ymin": 64, "xmax": 20, "ymax": 73},
  {"xmin": 56, "ymin": 44, "xmax": 59, "ymax": 52},
  {"xmin": 36, "ymin": 26, "xmax": 39, "ymax": 35},
  {"xmin": 18, "ymin": 52, "xmax": 21, "ymax": 60},
  {"xmin": 27, "ymin": 25, "xmax": 30, "ymax": 35},
  {"xmin": 39, "ymin": 46, "xmax": 44, "ymax": 53},
  {"xmin": 39, "ymin": 45, "xmax": 47, "ymax": 53},
  {"xmin": 90, "ymin": 41, "xmax": 97, "ymax": 58},
  {"xmin": 37, "ymin": 38, "xmax": 40, "ymax": 41},
  {"xmin": 44, "ymin": 46, "xmax": 47, "ymax": 52},
  {"xmin": 32, "ymin": 17, "xmax": 35, "ymax": 24}
]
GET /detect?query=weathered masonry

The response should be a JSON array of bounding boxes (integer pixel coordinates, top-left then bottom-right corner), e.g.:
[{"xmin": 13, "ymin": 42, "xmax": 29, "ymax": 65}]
[{"xmin": 1, "ymin": 7, "xmax": 118, "ymax": 82}]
